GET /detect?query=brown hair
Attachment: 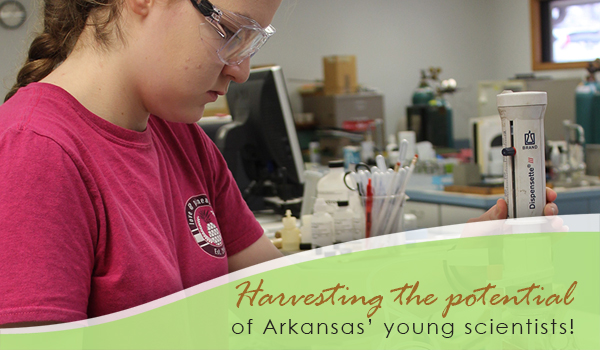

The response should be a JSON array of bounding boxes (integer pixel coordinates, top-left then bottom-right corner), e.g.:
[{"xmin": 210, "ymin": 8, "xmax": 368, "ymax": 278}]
[{"xmin": 4, "ymin": 0, "xmax": 123, "ymax": 102}]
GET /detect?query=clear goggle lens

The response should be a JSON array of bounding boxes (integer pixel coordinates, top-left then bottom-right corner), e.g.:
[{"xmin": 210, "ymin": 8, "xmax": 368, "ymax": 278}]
[
  {"xmin": 217, "ymin": 25, "xmax": 275, "ymax": 65},
  {"xmin": 201, "ymin": 6, "xmax": 275, "ymax": 65}
]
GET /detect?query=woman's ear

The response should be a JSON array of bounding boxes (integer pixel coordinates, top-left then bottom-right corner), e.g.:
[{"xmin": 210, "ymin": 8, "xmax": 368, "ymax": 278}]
[{"xmin": 127, "ymin": 0, "xmax": 152, "ymax": 17}]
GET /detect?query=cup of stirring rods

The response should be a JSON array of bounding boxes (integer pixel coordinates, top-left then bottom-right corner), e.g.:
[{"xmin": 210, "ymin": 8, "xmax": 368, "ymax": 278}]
[{"xmin": 351, "ymin": 152, "xmax": 417, "ymax": 237}]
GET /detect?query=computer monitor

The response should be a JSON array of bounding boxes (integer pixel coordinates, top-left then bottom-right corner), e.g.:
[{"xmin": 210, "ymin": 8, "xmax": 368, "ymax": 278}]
[{"xmin": 214, "ymin": 66, "xmax": 304, "ymax": 211}]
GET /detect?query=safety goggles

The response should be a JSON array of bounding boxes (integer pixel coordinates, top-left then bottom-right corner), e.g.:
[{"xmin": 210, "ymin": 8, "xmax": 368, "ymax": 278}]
[{"xmin": 191, "ymin": 0, "xmax": 276, "ymax": 65}]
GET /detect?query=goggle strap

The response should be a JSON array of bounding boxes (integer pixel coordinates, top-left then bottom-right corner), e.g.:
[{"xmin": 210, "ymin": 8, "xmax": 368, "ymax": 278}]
[{"xmin": 197, "ymin": 0, "xmax": 216, "ymax": 17}]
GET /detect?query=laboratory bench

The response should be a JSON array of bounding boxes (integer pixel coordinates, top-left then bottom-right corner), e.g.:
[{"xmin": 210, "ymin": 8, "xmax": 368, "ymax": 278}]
[
  {"xmin": 254, "ymin": 185, "xmax": 600, "ymax": 234},
  {"xmin": 405, "ymin": 186, "xmax": 600, "ymax": 229}
]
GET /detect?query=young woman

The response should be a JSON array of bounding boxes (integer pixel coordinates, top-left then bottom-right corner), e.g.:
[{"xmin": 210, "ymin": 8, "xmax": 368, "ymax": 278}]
[
  {"xmin": 0, "ymin": 0, "xmax": 283, "ymax": 327},
  {"xmin": 0, "ymin": 0, "xmax": 559, "ymax": 328}
]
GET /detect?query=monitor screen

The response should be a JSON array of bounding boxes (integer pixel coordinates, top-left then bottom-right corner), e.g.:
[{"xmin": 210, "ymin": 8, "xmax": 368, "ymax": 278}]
[
  {"xmin": 214, "ymin": 66, "xmax": 304, "ymax": 210},
  {"xmin": 548, "ymin": 0, "xmax": 600, "ymax": 63}
]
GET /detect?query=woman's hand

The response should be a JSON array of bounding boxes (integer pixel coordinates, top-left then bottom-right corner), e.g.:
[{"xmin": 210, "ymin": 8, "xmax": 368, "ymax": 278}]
[{"xmin": 468, "ymin": 187, "xmax": 558, "ymax": 223}]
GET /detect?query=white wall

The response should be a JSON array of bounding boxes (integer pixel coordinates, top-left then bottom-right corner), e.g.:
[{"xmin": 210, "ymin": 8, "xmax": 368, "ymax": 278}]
[
  {"xmin": 0, "ymin": 0, "xmax": 40, "ymax": 101},
  {"xmin": 251, "ymin": 0, "xmax": 590, "ymax": 140},
  {"xmin": 1, "ymin": 0, "xmax": 590, "ymax": 141},
  {"xmin": 252, "ymin": 0, "xmax": 499, "ymax": 140}
]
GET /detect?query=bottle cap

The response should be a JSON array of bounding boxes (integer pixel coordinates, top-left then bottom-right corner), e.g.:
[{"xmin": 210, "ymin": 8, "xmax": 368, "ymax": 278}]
[
  {"xmin": 299, "ymin": 243, "xmax": 312, "ymax": 250},
  {"xmin": 282, "ymin": 209, "xmax": 297, "ymax": 229},
  {"xmin": 313, "ymin": 198, "xmax": 328, "ymax": 212},
  {"xmin": 497, "ymin": 90, "xmax": 547, "ymax": 107},
  {"xmin": 337, "ymin": 201, "xmax": 349, "ymax": 207},
  {"xmin": 328, "ymin": 160, "xmax": 344, "ymax": 168}
]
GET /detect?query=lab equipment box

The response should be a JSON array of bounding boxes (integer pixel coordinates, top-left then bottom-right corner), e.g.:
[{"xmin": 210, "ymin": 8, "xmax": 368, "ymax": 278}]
[
  {"xmin": 301, "ymin": 92, "xmax": 384, "ymax": 129},
  {"xmin": 323, "ymin": 55, "xmax": 357, "ymax": 95}
]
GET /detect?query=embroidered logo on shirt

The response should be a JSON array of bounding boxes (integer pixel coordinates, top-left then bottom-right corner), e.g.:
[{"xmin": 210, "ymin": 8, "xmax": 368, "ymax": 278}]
[{"xmin": 185, "ymin": 194, "xmax": 225, "ymax": 258}]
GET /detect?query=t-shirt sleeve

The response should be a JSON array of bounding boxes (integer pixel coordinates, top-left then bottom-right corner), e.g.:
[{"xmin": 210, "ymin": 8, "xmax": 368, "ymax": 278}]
[
  {"xmin": 195, "ymin": 126, "xmax": 264, "ymax": 257},
  {"xmin": 0, "ymin": 129, "xmax": 96, "ymax": 324}
]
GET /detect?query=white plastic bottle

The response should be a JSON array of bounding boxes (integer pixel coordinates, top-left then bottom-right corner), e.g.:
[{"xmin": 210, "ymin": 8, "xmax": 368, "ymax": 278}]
[
  {"xmin": 333, "ymin": 201, "xmax": 354, "ymax": 243},
  {"xmin": 361, "ymin": 138, "xmax": 375, "ymax": 164},
  {"xmin": 348, "ymin": 190, "xmax": 363, "ymax": 238},
  {"xmin": 299, "ymin": 215, "xmax": 313, "ymax": 250},
  {"xmin": 353, "ymin": 208, "xmax": 365, "ymax": 240},
  {"xmin": 311, "ymin": 198, "xmax": 334, "ymax": 248},
  {"xmin": 326, "ymin": 201, "xmax": 338, "ymax": 217},
  {"xmin": 386, "ymin": 134, "xmax": 399, "ymax": 165},
  {"xmin": 550, "ymin": 143, "xmax": 560, "ymax": 169},
  {"xmin": 281, "ymin": 210, "xmax": 300, "ymax": 251},
  {"xmin": 317, "ymin": 160, "xmax": 349, "ymax": 209}
]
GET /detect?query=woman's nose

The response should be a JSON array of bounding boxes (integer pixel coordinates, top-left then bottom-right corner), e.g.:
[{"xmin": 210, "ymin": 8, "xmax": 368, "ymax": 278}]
[{"xmin": 222, "ymin": 58, "xmax": 251, "ymax": 84}]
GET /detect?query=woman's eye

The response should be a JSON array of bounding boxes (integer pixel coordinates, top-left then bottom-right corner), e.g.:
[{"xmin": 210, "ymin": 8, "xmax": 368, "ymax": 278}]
[{"xmin": 222, "ymin": 25, "xmax": 237, "ymax": 39}]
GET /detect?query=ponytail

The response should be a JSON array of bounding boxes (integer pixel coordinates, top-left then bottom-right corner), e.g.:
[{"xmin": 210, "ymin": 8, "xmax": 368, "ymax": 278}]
[{"xmin": 4, "ymin": 0, "xmax": 122, "ymax": 102}]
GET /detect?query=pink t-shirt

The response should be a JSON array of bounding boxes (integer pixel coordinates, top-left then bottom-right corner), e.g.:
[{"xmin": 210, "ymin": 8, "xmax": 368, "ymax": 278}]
[{"xmin": 0, "ymin": 83, "xmax": 264, "ymax": 324}]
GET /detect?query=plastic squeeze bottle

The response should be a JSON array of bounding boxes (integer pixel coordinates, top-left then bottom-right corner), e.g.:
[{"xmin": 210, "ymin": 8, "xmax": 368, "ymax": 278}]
[{"xmin": 281, "ymin": 210, "xmax": 300, "ymax": 251}]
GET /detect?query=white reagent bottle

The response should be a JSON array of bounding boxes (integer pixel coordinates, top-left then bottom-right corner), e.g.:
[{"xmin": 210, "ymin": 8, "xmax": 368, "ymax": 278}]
[
  {"xmin": 311, "ymin": 198, "xmax": 335, "ymax": 248},
  {"xmin": 352, "ymin": 205, "xmax": 365, "ymax": 240},
  {"xmin": 299, "ymin": 215, "xmax": 313, "ymax": 250},
  {"xmin": 317, "ymin": 160, "xmax": 349, "ymax": 211},
  {"xmin": 333, "ymin": 201, "xmax": 354, "ymax": 243}
]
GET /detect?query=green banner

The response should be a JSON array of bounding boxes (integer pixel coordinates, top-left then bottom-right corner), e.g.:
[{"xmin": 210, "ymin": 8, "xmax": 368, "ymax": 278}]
[{"xmin": 1, "ymin": 231, "xmax": 598, "ymax": 349}]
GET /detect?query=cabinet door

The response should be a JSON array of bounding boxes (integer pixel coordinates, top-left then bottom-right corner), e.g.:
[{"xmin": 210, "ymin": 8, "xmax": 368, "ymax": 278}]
[
  {"xmin": 440, "ymin": 205, "xmax": 485, "ymax": 226},
  {"xmin": 404, "ymin": 202, "xmax": 440, "ymax": 229}
]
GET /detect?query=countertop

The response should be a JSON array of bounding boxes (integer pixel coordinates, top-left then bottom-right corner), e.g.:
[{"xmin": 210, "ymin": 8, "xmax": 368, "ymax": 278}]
[{"xmin": 406, "ymin": 185, "xmax": 600, "ymax": 214}]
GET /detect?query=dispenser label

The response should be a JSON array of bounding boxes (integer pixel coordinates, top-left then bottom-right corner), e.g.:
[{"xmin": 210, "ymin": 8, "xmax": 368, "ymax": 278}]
[
  {"xmin": 523, "ymin": 130, "xmax": 539, "ymax": 150},
  {"xmin": 527, "ymin": 164, "xmax": 536, "ymax": 209},
  {"xmin": 513, "ymin": 121, "xmax": 546, "ymax": 217}
]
